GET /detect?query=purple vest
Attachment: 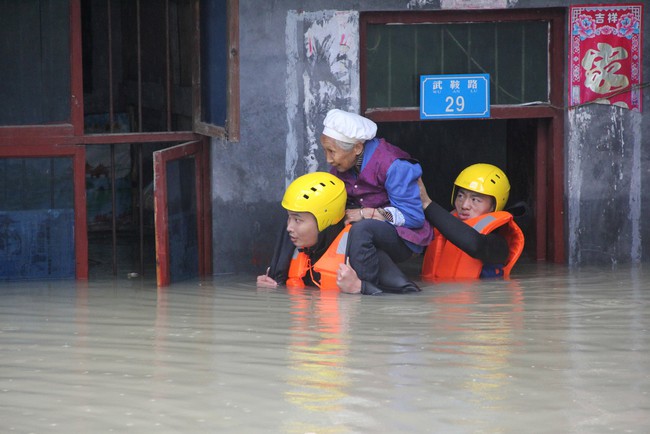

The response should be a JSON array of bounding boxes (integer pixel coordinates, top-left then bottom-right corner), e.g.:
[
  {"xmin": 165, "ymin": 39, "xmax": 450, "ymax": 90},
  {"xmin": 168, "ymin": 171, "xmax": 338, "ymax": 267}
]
[{"xmin": 332, "ymin": 139, "xmax": 433, "ymax": 247}]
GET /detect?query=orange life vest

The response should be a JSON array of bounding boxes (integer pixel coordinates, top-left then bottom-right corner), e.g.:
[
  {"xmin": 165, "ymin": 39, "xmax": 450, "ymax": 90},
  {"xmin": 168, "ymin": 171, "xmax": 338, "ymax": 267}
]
[
  {"xmin": 286, "ymin": 224, "xmax": 351, "ymax": 290},
  {"xmin": 421, "ymin": 211, "xmax": 524, "ymax": 281}
]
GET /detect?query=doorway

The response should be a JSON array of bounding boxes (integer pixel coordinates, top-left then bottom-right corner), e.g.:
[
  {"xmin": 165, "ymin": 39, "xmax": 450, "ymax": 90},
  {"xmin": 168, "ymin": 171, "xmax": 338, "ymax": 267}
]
[
  {"xmin": 361, "ymin": 8, "xmax": 566, "ymax": 263},
  {"xmin": 379, "ymin": 119, "xmax": 537, "ymax": 261},
  {"xmin": 81, "ymin": 0, "xmax": 211, "ymax": 283},
  {"xmin": 85, "ymin": 142, "xmax": 175, "ymax": 280}
]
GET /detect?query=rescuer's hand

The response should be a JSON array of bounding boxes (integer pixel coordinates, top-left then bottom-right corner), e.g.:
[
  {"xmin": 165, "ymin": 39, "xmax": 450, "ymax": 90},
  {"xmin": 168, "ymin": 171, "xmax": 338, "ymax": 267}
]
[
  {"xmin": 337, "ymin": 258, "xmax": 362, "ymax": 294},
  {"xmin": 256, "ymin": 268, "xmax": 278, "ymax": 288},
  {"xmin": 417, "ymin": 177, "xmax": 432, "ymax": 209}
]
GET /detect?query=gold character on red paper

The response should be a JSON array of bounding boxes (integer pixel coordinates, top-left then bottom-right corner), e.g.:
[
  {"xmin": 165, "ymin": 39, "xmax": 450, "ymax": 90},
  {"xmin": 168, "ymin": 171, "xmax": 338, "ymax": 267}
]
[{"xmin": 581, "ymin": 42, "xmax": 629, "ymax": 94}]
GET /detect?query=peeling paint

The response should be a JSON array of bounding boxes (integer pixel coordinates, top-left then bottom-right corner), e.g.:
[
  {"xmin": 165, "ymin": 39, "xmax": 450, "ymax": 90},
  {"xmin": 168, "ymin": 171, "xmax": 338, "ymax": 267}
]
[
  {"xmin": 407, "ymin": 0, "xmax": 519, "ymax": 7},
  {"xmin": 406, "ymin": 0, "xmax": 436, "ymax": 9},
  {"xmin": 568, "ymin": 106, "xmax": 643, "ymax": 265},
  {"xmin": 438, "ymin": 0, "xmax": 513, "ymax": 9},
  {"xmin": 630, "ymin": 113, "xmax": 642, "ymax": 263},
  {"xmin": 285, "ymin": 11, "xmax": 300, "ymax": 189},
  {"xmin": 567, "ymin": 108, "xmax": 592, "ymax": 265},
  {"xmin": 285, "ymin": 10, "xmax": 359, "ymax": 187}
]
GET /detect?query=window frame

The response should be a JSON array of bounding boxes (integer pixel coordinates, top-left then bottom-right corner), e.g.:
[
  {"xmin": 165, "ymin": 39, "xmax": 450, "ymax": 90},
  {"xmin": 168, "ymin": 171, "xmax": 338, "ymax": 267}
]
[
  {"xmin": 0, "ymin": 0, "xmax": 226, "ymax": 280},
  {"xmin": 360, "ymin": 8, "xmax": 565, "ymax": 123},
  {"xmin": 192, "ymin": 0, "xmax": 240, "ymax": 141},
  {"xmin": 1, "ymin": 0, "xmax": 240, "ymax": 142}
]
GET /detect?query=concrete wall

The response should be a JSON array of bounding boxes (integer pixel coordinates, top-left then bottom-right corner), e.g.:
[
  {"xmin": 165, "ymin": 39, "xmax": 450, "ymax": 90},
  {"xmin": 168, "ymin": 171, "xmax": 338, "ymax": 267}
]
[{"xmin": 211, "ymin": 0, "xmax": 649, "ymax": 275}]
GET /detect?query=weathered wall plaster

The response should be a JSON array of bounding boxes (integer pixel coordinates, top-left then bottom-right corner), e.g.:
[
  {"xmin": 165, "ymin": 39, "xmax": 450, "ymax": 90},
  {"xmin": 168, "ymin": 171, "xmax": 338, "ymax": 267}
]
[
  {"xmin": 408, "ymin": 0, "xmax": 519, "ymax": 9},
  {"xmin": 567, "ymin": 106, "xmax": 643, "ymax": 265},
  {"xmin": 285, "ymin": 10, "xmax": 359, "ymax": 188}
]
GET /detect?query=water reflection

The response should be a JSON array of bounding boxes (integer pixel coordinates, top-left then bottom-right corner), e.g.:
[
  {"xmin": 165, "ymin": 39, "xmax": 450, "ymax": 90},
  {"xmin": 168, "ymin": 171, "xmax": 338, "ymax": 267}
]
[
  {"xmin": 0, "ymin": 265, "xmax": 649, "ymax": 432},
  {"xmin": 283, "ymin": 287, "xmax": 357, "ymax": 432},
  {"xmin": 429, "ymin": 280, "xmax": 525, "ymax": 410}
]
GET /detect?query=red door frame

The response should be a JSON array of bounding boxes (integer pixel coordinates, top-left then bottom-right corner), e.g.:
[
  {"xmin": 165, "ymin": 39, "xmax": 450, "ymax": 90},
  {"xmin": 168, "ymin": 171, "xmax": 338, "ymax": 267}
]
[
  {"xmin": 153, "ymin": 138, "xmax": 212, "ymax": 287},
  {"xmin": 359, "ymin": 8, "xmax": 566, "ymax": 263},
  {"xmin": 0, "ymin": 0, "xmax": 209, "ymax": 280}
]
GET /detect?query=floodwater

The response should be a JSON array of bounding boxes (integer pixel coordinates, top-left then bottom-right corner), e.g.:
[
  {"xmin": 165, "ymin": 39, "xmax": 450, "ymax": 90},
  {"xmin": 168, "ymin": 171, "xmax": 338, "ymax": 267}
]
[{"xmin": 1, "ymin": 262, "xmax": 649, "ymax": 433}]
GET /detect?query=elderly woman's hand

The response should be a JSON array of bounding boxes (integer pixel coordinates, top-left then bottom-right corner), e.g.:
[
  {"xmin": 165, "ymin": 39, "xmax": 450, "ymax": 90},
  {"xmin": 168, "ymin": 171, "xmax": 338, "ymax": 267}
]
[
  {"xmin": 344, "ymin": 207, "xmax": 382, "ymax": 225},
  {"xmin": 344, "ymin": 208, "xmax": 363, "ymax": 225}
]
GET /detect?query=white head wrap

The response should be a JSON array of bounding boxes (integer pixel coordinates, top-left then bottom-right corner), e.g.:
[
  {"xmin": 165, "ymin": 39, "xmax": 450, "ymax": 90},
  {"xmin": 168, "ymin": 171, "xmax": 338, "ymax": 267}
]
[{"xmin": 322, "ymin": 109, "xmax": 377, "ymax": 144}]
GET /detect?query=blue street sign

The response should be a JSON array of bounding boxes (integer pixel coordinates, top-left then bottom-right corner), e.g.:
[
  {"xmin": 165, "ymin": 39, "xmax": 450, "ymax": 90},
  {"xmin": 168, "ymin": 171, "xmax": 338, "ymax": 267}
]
[{"xmin": 420, "ymin": 74, "xmax": 490, "ymax": 119}]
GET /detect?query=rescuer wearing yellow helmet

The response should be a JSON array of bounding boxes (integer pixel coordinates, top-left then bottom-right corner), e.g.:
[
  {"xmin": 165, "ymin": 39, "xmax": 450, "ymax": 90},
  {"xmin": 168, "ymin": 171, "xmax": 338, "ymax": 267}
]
[
  {"xmin": 258, "ymin": 171, "xmax": 420, "ymax": 294},
  {"xmin": 419, "ymin": 163, "xmax": 525, "ymax": 280},
  {"xmin": 256, "ymin": 171, "xmax": 346, "ymax": 289}
]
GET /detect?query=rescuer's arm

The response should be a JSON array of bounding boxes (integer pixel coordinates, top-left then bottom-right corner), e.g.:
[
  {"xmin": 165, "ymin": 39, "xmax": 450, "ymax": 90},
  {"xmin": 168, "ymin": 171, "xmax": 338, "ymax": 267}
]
[{"xmin": 424, "ymin": 200, "xmax": 509, "ymax": 264}]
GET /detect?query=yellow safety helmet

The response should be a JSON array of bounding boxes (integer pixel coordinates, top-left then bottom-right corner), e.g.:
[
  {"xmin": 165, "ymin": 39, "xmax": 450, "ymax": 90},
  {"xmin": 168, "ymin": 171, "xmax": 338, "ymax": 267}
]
[
  {"xmin": 452, "ymin": 163, "xmax": 510, "ymax": 212},
  {"xmin": 282, "ymin": 172, "xmax": 347, "ymax": 232}
]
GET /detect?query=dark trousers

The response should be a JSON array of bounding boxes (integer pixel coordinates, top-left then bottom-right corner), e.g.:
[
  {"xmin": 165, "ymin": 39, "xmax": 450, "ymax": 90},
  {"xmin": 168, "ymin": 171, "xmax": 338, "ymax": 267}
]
[{"xmin": 346, "ymin": 219, "xmax": 413, "ymax": 284}]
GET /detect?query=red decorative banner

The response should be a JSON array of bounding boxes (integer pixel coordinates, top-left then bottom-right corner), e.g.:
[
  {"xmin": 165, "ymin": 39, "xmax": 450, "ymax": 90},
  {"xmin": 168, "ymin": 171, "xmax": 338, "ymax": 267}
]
[{"xmin": 569, "ymin": 4, "xmax": 643, "ymax": 112}]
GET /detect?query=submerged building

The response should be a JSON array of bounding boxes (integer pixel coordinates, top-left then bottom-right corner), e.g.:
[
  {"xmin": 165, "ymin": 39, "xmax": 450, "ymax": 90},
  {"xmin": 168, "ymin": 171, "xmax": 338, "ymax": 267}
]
[{"xmin": 0, "ymin": 0, "xmax": 647, "ymax": 284}]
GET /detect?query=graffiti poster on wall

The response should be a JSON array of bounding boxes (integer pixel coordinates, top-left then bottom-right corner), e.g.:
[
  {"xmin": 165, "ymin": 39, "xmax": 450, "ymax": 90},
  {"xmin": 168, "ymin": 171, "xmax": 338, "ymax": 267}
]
[
  {"xmin": 569, "ymin": 4, "xmax": 643, "ymax": 112},
  {"xmin": 285, "ymin": 10, "xmax": 359, "ymax": 185}
]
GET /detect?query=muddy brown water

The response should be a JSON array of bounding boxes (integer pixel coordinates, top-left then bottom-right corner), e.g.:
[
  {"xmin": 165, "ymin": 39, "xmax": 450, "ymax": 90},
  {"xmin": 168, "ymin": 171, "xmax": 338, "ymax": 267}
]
[{"xmin": 1, "ymin": 262, "xmax": 649, "ymax": 433}]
